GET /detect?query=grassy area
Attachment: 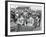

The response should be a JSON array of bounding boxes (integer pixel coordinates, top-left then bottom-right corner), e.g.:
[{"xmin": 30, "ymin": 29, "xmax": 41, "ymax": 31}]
[{"xmin": 10, "ymin": 25, "xmax": 41, "ymax": 32}]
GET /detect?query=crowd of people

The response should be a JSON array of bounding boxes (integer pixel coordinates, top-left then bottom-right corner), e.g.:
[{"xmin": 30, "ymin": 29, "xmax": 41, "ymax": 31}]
[{"xmin": 10, "ymin": 7, "xmax": 41, "ymax": 32}]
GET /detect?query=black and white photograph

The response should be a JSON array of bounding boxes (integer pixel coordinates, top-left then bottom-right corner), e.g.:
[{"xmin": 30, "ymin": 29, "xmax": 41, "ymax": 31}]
[
  {"xmin": 10, "ymin": 4, "xmax": 41, "ymax": 32},
  {"xmin": 6, "ymin": 1, "xmax": 45, "ymax": 36}
]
